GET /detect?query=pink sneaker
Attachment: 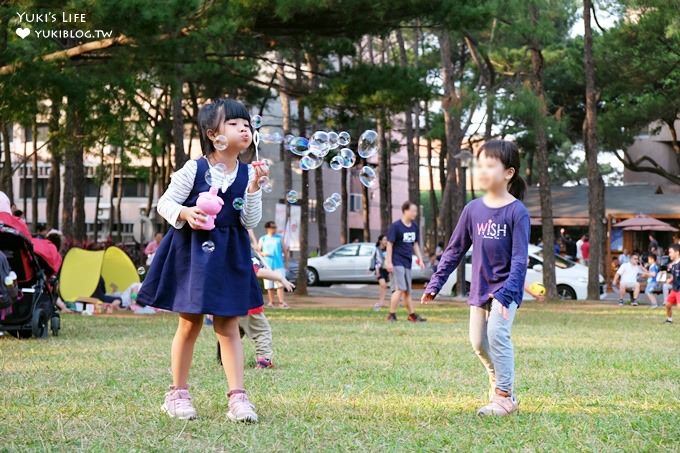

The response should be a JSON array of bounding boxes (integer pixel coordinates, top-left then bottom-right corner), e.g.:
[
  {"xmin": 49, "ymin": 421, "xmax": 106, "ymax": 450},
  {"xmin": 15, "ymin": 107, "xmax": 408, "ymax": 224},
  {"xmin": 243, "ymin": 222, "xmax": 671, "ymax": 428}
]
[
  {"xmin": 161, "ymin": 386, "xmax": 197, "ymax": 420},
  {"xmin": 227, "ymin": 392, "xmax": 258, "ymax": 423},
  {"xmin": 477, "ymin": 394, "xmax": 518, "ymax": 416}
]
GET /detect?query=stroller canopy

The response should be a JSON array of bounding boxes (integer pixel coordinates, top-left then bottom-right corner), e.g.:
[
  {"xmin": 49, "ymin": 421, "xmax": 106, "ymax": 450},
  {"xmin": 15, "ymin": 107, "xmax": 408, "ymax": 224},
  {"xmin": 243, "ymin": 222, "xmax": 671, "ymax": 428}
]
[{"xmin": 59, "ymin": 247, "xmax": 140, "ymax": 303}]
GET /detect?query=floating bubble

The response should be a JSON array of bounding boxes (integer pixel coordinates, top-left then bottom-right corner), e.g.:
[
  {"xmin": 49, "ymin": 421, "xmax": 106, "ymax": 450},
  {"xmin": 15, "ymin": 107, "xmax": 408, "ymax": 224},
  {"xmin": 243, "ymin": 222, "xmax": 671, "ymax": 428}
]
[
  {"xmin": 232, "ymin": 197, "xmax": 245, "ymax": 210},
  {"xmin": 286, "ymin": 190, "xmax": 299, "ymax": 204},
  {"xmin": 328, "ymin": 131, "xmax": 339, "ymax": 149},
  {"xmin": 137, "ymin": 266, "xmax": 146, "ymax": 276},
  {"xmin": 330, "ymin": 192, "xmax": 342, "ymax": 204},
  {"xmin": 251, "ymin": 114, "xmax": 262, "ymax": 129},
  {"xmin": 309, "ymin": 141, "xmax": 330, "ymax": 158},
  {"xmin": 299, "ymin": 154, "xmax": 323, "ymax": 170},
  {"xmin": 213, "ymin": 134, "xmax": 228, "ymax": 151},
  {"xmin": 205, "ymin": 163, "xmax": 227, "ymax": 187},
  {"xmin": 323, "ymin": 198, "xmax": 338, "ymax": 213},
  {"xmin": 357, "ymin": 130, "xmax": 378, "ymax": 158},
  {"xmin": 329, "ymin": 155, "xmax": 344, "ymax": 171},
  {"xmin": 339, "ymin": 148, "xmax": 356, "ymax": 168},
  {"xmin": 338, "ymin": 131, "xmax": 351, "ymax": 146},
  {"xmin": 202, "ymin": 240, "xmax": 215, "ymax": 253},
  {"xmin": 258, "ymin": 175, "xmax": 273, "ymax": 193},
  {"xmin": 289, "ymin": 137, "xmax": 310, "ymax": 156},
  {"xmin": 359, "ymin": 165, "xmax": 377, "ymax": 188},
  {"xmin": 285, "ymin": 134, "xmax": 296, "ymax": 145},
  {"xmin": 262, "ymin": 158, "xmax": 274, "ymax": 168},
  {"xmin": 261, "ymin": 131, "xmax": 283, "ymax": 144}
]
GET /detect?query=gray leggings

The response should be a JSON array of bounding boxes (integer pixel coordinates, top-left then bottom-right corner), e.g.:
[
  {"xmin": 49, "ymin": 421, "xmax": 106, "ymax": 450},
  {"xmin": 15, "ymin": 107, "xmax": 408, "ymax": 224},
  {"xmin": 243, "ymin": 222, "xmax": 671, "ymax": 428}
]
[{"xmin": 469, "ymin": 299, "xmax": 518, "ymax": 393}]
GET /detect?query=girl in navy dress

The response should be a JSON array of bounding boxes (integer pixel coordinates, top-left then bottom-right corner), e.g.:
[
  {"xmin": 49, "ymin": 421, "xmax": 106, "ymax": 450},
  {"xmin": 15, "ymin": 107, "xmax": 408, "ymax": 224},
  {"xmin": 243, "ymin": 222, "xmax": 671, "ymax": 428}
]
[{"xmin": 138, "ymin": 98, "xmax": 267, "ymax": 423}]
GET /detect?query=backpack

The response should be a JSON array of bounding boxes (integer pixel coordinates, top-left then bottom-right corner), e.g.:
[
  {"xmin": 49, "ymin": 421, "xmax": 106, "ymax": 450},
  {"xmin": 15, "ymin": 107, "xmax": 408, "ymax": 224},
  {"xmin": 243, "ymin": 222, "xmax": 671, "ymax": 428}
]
[{"xmin": 0, "ymin": 251, "xmax": 18, "ymax": 310}]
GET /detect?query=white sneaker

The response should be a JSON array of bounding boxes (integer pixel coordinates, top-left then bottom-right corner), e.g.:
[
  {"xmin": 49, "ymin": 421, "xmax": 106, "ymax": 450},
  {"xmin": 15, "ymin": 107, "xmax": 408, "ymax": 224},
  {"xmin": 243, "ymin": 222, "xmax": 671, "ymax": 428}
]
[
  {"xmin": 227, "ymin": 392, "xmax": 258, "ymax": 423},
  {"xmin": 161, "ymin": 387, "xmax": 197, "ymax": 420},
  {"xmin": 477, "ymin": 394, "xmax": 518, "ymax": 416}
]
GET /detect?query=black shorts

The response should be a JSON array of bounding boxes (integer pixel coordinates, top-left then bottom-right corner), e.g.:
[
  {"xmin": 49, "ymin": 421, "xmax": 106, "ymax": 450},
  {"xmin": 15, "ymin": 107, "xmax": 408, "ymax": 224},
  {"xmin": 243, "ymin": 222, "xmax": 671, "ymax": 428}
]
[{"xmin": 377, "ymin": 268, "xmax": 390, "ymax": 282}]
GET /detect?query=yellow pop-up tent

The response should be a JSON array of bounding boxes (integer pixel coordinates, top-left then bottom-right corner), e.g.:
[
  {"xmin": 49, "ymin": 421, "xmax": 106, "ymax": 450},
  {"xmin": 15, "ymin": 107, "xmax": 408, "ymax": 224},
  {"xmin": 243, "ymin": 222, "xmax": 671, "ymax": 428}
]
[{"xmin": 59, "ymin": 247, "xmax": 140, "ymax": 302}]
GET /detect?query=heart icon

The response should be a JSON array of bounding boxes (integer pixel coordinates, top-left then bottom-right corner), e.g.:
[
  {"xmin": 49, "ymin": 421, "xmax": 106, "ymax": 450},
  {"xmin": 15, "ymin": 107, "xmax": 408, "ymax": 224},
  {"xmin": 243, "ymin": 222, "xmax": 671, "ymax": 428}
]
[{"xmin": 16, "ymin": 27, "xmax": 30, "ymax": 39}]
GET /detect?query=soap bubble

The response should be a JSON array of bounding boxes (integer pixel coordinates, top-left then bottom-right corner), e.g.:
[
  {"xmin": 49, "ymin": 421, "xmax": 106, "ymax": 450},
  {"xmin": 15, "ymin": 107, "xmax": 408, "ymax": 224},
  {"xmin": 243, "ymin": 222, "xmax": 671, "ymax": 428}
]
[
  {"xmin": 251, "ymin": 114, "xmax": 262, "ymax": 129},
  {"xmin": 339, "ymin": 148, "xmax": 356, "ymax": 168},
  {"xmin": 262, "ymin": 158, "xmax": 274, "ymax": 168},
  {"xmin": 289, "ymin": 137, "xmax": 310, "ymax": 156},
  {"xmin": 258, "ymin": 176, "xmax": 273, "ymax": 193},
  {"xmin": 213, "ymin": 134, "xmax": 228, "ymax": 151},
  {"xmin": 299, "ymin": 154, "xmax": 323, "ymax": 170},
  {"xmin": 261, "ymin": 131, "xmax": 283, "ymax": 144},
  {"xmin": 286, "ymin": 190, "xmax": 299, "ymax": 204},
  {"xmin": 357, "ymin": 130, "xmax": 378, "ymax": 158},
  {"xmin": 137, "ymin": 266, "xmax": 146, "ymax": 276},
  {"xmin": 328, "ymin": 131, "xmax": 339, "ymax": 149},
  {"xmin": 323, "ymin": 198, "xmax": 338, "ymax": 213},
  {"xmin": 205, "ymin": 163, "xmax": 227, "ymax": 187},
  {"xmin": 232, "ymin": 197, "xmax": 245, "ymax": 210},
  {"xmin": 202, "ymin": 240, "xmax": 215, "ymax": 253},
  {"xmin": 359, "ymin": 165, "xmax": 377, "ymax": 188},
  {"xmin": 285, "ymin": 134, "xmax": 296, "ymax": 145},
  {"xmin": 330, "ymin": 192, "xmax": 342, "ymax": 204},
  {"xmin": 310, "ymin": 131, "xmax": 330, "ymax": 156},
  {"xmin": 338, "ymin": 131, "xmax": 351, "ymax": 146},
  {"xmin": 329, "ymin": 155, "xmax": 344, "ymax": 171}
]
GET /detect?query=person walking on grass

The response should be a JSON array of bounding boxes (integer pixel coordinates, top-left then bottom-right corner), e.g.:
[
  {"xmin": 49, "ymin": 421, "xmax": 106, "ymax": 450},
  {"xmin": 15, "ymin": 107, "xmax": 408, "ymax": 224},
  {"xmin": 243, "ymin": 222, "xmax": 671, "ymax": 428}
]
[
  {"xmin": 664, "ymin": 244, "xmax": 680, "ymax": 324},
  {"xmin": 370, "ymin": 234, "xmax": 390, "ymax": 311},
  {"xmin": 613, "ymin": 253, "xmax": 643, "ymax": 306},
  {"xmin": 422, "ymin": 140, "xmax": 530, "ymax": 417},
  {"xmin": 384, "ymin": 201, "xmax": 427, "ymax": 322},
  {"xmin": 137, "ymin": 98, "xmax": 266, "ymax": 423},
  {"xmin": 258, "ymin": 221, "xmax": 289, "ymax": 309}
]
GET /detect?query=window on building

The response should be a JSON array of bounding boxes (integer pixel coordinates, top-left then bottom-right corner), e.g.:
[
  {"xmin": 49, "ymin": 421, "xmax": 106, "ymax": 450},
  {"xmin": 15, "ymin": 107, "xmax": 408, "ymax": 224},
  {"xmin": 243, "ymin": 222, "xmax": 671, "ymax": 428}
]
[
  {"xmin": 349, "ymin": 193, "xmax": 362, "ymax": 212},
  {"xmin": 112, "ymin": 178, "xmax": 149, "ymax": 198},
  {"xmin": 19, "ymin": 178, "xmax": 48, "ymax": 198}
]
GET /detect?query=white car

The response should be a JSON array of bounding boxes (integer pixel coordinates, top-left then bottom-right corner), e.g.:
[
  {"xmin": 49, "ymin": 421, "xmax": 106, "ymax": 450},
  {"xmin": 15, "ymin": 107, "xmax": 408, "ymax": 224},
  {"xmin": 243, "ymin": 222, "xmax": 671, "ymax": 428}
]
[
  {"xmin": 437, "ymin": 244, "xmax": 605, "ymax": 300},
  {"xmin": 306, "ymin": 242, "xmax": 433, "ymax": 286}
]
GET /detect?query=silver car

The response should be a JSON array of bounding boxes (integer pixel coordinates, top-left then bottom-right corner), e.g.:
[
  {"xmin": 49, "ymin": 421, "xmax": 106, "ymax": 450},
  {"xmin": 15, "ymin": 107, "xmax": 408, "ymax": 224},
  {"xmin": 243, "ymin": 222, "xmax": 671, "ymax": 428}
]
[{"xmin": 306, "ymin": 242, "xmax": 433, "ymax": 286}]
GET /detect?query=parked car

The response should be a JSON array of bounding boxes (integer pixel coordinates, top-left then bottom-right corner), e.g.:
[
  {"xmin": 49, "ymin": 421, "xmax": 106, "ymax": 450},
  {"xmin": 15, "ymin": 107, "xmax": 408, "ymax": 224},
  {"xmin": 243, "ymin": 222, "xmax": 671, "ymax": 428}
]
[
  {"xmin": 437, "ymin": 244, "xmax": 605, "ymax": 300},
  {"xmin": 306, "ymin": 242, "xmax": 433, "ymax": 286}
]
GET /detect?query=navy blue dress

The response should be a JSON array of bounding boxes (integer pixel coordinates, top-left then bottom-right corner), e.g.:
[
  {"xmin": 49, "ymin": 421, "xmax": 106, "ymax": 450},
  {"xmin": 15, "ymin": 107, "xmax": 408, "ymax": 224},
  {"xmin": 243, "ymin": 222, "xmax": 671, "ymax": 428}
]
[{"xmin": 138, "ymin": 158, "xmax": 264, "ymax": 316}]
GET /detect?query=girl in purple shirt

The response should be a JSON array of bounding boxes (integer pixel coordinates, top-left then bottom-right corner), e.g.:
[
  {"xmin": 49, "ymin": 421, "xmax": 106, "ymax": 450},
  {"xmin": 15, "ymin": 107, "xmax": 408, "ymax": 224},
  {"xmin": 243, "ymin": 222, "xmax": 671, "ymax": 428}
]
[{"xmin": 422, "ymin": 140, "xmax": 530, "ymax": 417}]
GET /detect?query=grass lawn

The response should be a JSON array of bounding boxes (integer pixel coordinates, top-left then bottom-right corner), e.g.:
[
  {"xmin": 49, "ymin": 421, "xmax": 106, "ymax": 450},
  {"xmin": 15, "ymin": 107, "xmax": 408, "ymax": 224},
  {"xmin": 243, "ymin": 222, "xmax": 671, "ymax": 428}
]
[{"xmin": 1, "ymin": 300, "xmax": 679, "ymax": 452}]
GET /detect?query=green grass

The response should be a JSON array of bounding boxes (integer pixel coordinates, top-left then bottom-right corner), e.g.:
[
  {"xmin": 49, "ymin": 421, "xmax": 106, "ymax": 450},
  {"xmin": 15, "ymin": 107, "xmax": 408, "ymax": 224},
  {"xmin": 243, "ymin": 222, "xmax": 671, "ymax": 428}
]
[{"xmin": 1, "ymin": 301, "xmax": 680, "ymax": 452}]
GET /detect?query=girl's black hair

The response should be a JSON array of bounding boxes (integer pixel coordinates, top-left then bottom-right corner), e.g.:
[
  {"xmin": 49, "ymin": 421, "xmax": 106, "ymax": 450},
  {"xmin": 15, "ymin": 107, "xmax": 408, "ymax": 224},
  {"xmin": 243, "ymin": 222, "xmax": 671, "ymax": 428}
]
[
  {"xmin": 375, "ymin": 234, "xmax": 386, "ymax": 248},
  {"xmin": 478, "ymin": 140, "xmax": 527, "ymax": 200},
  {"xmin": 197, "ymin": 98, "xmax": 252, "ymax": 155}
]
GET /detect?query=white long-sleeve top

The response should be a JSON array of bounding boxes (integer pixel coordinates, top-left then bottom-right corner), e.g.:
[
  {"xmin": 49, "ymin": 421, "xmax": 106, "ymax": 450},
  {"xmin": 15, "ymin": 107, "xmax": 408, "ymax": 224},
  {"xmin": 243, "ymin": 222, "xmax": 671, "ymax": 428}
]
[{"xmin": 157, "ymin": 159, "xmax": 262, "ymax": 230}]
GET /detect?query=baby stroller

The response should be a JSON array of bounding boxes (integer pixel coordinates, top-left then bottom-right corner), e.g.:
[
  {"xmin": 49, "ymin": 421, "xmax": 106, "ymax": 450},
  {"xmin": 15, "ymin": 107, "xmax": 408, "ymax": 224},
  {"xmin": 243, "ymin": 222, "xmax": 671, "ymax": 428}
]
[{"xmin": 0, "ymin": 215, "xmax": 60, "ymax": 339}]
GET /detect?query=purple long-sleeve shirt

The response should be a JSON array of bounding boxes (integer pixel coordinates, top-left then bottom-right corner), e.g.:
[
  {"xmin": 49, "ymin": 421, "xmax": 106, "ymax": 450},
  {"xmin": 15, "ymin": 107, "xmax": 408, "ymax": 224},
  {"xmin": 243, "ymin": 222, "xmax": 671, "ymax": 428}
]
[{"xmin": 426, "ymin": 198, "xmax": 531, "ymax": 307}]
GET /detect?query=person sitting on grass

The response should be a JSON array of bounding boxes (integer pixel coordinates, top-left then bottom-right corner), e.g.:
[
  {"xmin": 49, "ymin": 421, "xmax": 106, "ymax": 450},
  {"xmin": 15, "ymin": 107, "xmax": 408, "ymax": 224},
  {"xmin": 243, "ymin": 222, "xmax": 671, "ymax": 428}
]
[
  {"xmin": 613, "ymin": 253, "xmax": 643, "ymax": 306},
  {"xmin": 664, "ymin": 244, "xmax": 680, "ymax": 324}
]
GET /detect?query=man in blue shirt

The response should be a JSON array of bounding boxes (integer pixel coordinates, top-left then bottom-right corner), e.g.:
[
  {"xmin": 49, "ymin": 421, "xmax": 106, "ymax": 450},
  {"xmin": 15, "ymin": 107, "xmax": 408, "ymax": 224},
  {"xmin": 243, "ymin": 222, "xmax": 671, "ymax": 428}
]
[
  {"xmin": 385, "ymin": 201, "xmax": 427, "ymax": 322},
  {"xmin": 258, "ymin": 221, "xmax": 289, "ymax": 308}
]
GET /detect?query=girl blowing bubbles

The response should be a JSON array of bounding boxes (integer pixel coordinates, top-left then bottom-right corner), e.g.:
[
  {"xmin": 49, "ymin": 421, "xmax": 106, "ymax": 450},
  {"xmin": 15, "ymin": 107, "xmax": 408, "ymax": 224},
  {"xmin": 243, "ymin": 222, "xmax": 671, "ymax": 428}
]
[
  {"xmin": 137, "ymin": 98, "xmax": 268, "ymax": 423},
  {"xmin": 422, "ymin": 140, "xmax": 530, "ymax": 416}
]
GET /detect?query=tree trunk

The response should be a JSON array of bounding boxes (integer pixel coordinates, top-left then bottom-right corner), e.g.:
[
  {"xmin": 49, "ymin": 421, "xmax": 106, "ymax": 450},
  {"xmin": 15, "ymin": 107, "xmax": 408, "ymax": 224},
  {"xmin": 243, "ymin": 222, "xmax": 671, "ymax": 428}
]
[
  {"xmin": 93, "ymin": 147, "xmax": 104, "ymax": 242},
  {"xmin": 147, "ymin": 154, "xmax": 157, "ymax": 217},
  {"xmin": 377, "ymin": 113, "xmax": 392, "ymax": 233},
  {"xmin": 108, "ymin": 154, "xmax": 116, "ymax": 238},
  {"xmin": 276, "ymin": 53, "xmax": 293, "ymax": 194},
  {"xmin": 172, "ymin": 70, "xmax": 187, "ymax": 171},
  {"xmin": 295, "ymin": 52, "xmax": 309, "ymax": 295},
  {"xmin": 116, "ymin": 154, "xmax": 124, "ymax": 242},
  {"xmin": 340, "ymin": 167, "xmax": 348, "ymax": 244},
  {"xmin": 425, "ymin": 101, "xmax": 438, "ymax": 250},
  {"xmin": 529, "ymin": 43, "xmax": 557, "ymax": 298},
  {"xmin": 31, "ymin": 119, "xmax": 38, "ymax": 229},
  {"xmin": 583, "ymin": 0, "xmax": 605, "ymax": 299},
  {"xmin": 46, "ymin": 96, "xmax": 61, "ymax": 229},
  {"xmin": 438, "ymin": 31, "xmax": 463, "ymax": 240},
  {"xmin": 0, "ymin": 123, "xmax": 13, "ymax": 202},
  {"xmin": 314, "ymin": 166, "xmax": 327, "ymax": 255},
  {"xmin": 396, "ymin": 30, "xmax": 420, "ymax": 216}
]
